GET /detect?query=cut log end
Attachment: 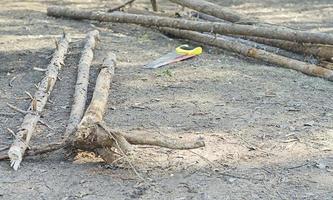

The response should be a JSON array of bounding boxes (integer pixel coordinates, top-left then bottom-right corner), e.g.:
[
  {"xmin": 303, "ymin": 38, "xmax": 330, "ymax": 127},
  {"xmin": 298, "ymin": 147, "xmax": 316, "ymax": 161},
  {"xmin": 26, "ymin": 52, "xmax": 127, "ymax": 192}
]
[{"xmin": 8, "ymin": 146, "xmax": 23, "ymax": 171}]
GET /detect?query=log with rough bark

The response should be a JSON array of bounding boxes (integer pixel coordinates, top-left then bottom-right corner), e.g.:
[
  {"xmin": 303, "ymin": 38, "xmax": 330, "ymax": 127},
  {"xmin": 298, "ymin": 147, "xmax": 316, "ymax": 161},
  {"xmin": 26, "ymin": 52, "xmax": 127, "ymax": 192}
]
[
  {"xmin": 46, "ymin": 6, "xmax": 333, "ymax": 45},
  {"xmin": 240, "ymin": 36, "xmax": 333, "ymax": 62},
  {"xmin": 191, "ymin": 11, "xmax": 332, "ymax": 63},
  {"xmin": 64, "ymin": 30, "xmax": 99, "ymax": 139},
  {"xmin": 7, "ymin": 33, "xmax": 71, "ymax": 170},
  {"xmin": 219, "ymin": 35, "xmax": 318, "ymax": 64},
  {"xmin": 160, "ymin": 28, "xmax": 333, "ymax": 81}
]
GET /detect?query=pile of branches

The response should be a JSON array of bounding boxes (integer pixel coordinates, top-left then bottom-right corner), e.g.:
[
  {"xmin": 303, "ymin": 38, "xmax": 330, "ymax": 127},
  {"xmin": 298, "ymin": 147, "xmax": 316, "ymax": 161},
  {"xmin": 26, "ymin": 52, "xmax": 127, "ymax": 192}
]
[
  {"xmin": 2, "ymin": 0, "xmax": 333, "ymax": 171},
  {"xmin": 46, "ymin": 0, "xmax": 333, "ymax": 81},
  {"xmin": 0, "ymin": 30, "xmax": 204, "ymax": 170}
]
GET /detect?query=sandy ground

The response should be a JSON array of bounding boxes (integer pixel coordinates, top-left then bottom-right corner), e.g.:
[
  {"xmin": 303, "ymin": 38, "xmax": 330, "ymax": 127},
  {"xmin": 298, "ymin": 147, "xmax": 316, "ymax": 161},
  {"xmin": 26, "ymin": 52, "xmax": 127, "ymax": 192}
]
[{"xmin": 0, "ymin": 0, "xmax": 332, "ymax": 199}]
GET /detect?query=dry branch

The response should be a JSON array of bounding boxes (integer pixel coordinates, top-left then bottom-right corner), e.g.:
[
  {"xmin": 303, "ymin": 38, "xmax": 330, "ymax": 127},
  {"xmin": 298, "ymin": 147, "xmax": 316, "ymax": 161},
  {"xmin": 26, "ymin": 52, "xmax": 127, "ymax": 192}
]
[
  {"xmin": 170, "ymin": 0, "xmax": 251, "ymax": 23},
  {"xmin": 160, "ymin": 28, "xmax": 333, "ymax": 81},
  {"xmin": 191, "ymin": 11, "xmax": 332, "ymax": 63},
  {"xmin": 47, "ymin": 6, "xmax": 333, "ymax": 45},
  {"xmin": 108, "ymin": 0, "xmax": 136, "ymax": 12},
  {"xmin": 240, "ymin": 36, "xmax": 333, "ymax": 62},
  {"xmin": 7, "ymin": 33, "xmax": 71, "ymax": 170},
  {"xmin": 218, "ymin": 35, "xmax": 314, "ymax": 64},
  {"xmin": 64, "ymin": 30, "xmax": 99, "ymax": 138}
]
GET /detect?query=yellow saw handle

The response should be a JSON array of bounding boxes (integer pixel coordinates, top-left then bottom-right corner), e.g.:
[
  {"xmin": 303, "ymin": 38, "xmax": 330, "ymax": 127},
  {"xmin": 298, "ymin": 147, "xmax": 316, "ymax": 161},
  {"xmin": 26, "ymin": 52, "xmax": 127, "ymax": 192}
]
[{"xmin": 176, "ymin": 44, "xmax": 202, "ymax": 55}]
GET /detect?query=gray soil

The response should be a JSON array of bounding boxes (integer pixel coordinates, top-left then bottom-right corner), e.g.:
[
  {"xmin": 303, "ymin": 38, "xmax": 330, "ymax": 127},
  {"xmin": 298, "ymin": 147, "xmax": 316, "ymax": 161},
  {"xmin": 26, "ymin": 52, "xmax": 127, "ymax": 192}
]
[{"xmin": 0, "ymin": 0, "xmax": 332, "ymax": 199}]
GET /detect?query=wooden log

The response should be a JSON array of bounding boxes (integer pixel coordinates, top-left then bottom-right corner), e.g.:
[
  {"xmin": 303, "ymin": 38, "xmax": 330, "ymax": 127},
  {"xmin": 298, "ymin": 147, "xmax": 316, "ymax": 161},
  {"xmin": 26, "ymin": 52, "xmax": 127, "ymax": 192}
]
[
  {"xmin": 191, "ymin": 11, "xmax": 332, "ymax": 63},
  {"xmin": 64, "ymin": 30, "xmax": 99, "ymax": 138},
  {"xmin": 74, "ymin": 53, "xmax": 116, "ymax": 148},
  {"xmin": 46, "ymin": 6, "xmax": 333, "ymax": 45},
  {"xmin": 240, "ymin": 36, "xmax": 333, "ymax": 62},
  {"xmin": 7, "ymin": 33, "xmax": 71, "ymax": 170},
  {"xmin": 160, "ymin": 28, "xmax": 333, "ymax": 81},
  {"xmin": 216, "ymin": 35, "xmax": 315, "ymax": 64},
  {"xmin": 170, "ymin": 0, "xmax": 251, "ymax": 23}
]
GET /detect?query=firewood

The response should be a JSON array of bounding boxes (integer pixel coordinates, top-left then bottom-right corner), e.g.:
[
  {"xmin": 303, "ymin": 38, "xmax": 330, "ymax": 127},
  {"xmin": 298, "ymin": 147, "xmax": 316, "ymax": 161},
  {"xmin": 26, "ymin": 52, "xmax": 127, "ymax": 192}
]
[
  {"xmin": 191, "ymin": 11, "xmax": 332, "ymax": 63},
  {"xmin": 7, "ymin": 33, "xmax": 71, "ymax": 170},
  {"xmin": 240, "ymin": 36, "xmax": 333, "ymax": 62},
  {"xmin": 64, "ymin": 30, "xmax": 100, "ymax": 139},
  {"xmin": 160, "ymin": 28, "xmax": 333, "ymax": 81},
  {"xmin": 46, "ymin": 6, "xmax": 333, "ymax": 45}
]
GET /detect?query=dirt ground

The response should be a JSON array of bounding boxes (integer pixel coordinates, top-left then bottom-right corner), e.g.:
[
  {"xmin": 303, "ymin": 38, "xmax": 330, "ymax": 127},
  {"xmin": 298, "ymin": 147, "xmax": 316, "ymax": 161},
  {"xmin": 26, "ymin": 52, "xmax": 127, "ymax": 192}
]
[{"xmin": 0, "ymin": 0, "xmax": 332, "ymax": 199}]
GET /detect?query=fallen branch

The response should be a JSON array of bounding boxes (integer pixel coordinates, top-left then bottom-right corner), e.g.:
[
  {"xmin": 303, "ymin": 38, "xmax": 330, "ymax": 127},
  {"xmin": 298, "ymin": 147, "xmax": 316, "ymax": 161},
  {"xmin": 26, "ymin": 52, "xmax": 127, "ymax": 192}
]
[
  {"xmin": 217, "ymin": 35, "xmax": 316, "ymax": 64},
  {"xmin": 191, "ymin": 11, "xmax": 331, "ymax": 63},
  {"xmin": 160, "ymin": 28, "xmax": 333, "ymax": 81},
  {"xmin": 64, "ymin": 30, "xmax": 99, "ymax": 138},
  {"xmin": 7, "ymin": 33, "xmax": 71, "ymax": 170},
  {"xmin": 46, "ymin": 7, "xmax": 333, "ymax": 45},
  {"xmin": 240, "ymin": 36, "xmax": 333, "ymax": 62},
  {"xmin": 107, "ymin": 0, "xmax": 136, "ymax": 12}
]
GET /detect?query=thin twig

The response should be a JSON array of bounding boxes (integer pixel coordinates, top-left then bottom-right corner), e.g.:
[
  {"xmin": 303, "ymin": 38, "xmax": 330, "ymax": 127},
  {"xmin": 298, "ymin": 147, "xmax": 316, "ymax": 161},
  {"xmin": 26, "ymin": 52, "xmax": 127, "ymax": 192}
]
[
  {"xmin": 107, "ymin": 0, "xmax": 136, "ymax": 12},
  {"xmin": 24, "ymin": 91, "xmax": 34, "ymax": 100},
  {"xmin": 38, "ymin": 119, "xmax": 54, "ymax": 131},
  {"xmin": 7, "ymin": 103, "xmax": 33, "ymax": 115},
  {"xmin": 0, "ymin": 112, "xmax": 16, "ymax": 117},
  {"xmin": 7, "ymin": 128, "xmax": 31, "ymax": 149},
  {"xmin": 0, "ymin": 146, "xmax": 9, "ymax": 152},
  {"xmin": 9, "ymin": 76, "xmax": 17, "ymax": 87},
  {"xmin": 33, "ymin": 67, "xmax": 47, "ymax": 72}
]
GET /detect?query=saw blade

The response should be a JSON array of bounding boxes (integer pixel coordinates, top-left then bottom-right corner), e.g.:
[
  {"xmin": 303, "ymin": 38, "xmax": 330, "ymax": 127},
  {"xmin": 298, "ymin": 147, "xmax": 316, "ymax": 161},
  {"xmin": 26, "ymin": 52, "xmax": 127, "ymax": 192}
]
[{"xmin": 144, "ymin": 52, "xmax": 195, "ymax": 69}]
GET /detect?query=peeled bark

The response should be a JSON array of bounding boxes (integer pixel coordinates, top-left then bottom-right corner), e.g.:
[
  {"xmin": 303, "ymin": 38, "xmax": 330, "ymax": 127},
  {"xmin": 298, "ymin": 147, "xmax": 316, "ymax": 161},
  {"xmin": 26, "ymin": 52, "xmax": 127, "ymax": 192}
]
[
  {"xmin": 7, "ymin": 33, "xmax": 71, "ymax": 170},
  {"xmin": 161, "ymin": 28, "xmax": 333, "ymax": 81},
  {"xmin": 47, "ymin": 6, "xmax": 333, "ymax": 45},
  {"xmin": 64, "ymin": 30, "xmax": 99, "ymax": 138}
]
